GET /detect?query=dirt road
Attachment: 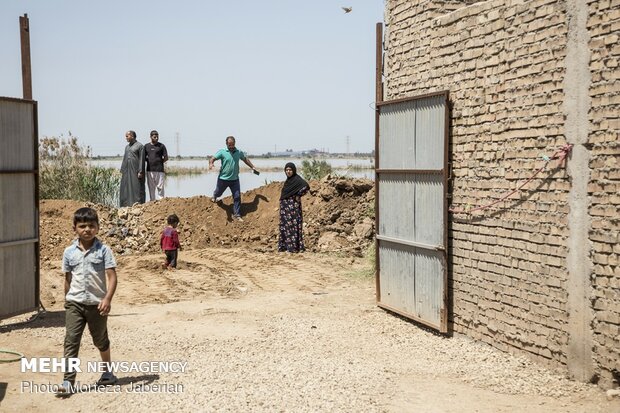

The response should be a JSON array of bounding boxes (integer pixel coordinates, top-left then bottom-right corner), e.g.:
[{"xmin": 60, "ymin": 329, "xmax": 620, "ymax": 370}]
[{"xmin": 1, "ymin": 248, "xmax": 617, "ymax": 412}]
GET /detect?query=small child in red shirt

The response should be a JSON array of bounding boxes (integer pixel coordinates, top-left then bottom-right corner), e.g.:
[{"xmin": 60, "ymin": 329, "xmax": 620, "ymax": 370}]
[{"xmin": 160, "ymin": 214, "xmax": 180, "ymax": 269}]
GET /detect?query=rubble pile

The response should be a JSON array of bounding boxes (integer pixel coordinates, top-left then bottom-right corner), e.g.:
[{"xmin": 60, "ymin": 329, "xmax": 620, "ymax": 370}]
[{"xmin": 39, "ymin": 176, "xmax": 375, "ymax": 265}]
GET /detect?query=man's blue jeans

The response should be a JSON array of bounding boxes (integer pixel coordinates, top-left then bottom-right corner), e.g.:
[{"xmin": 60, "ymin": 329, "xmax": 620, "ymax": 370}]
[{"xmin": 213, "ymin": 178, "xmax": 242, "ymax": 217}]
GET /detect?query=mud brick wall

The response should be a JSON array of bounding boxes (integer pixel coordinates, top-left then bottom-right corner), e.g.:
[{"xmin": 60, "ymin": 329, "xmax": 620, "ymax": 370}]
[
  {"xmin": 384, "ymin": 0, "xmax": 619, "ymax": 387},
  {"xmin": 587, "ymin": 0, "xmax": 620, "ymax": 388}
]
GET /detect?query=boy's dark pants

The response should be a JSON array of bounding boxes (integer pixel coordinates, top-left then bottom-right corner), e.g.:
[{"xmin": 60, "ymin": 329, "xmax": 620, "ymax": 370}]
[
  {"xmin": 165, "ymin": 249, "xmax": 178, "ymax": 268},
  {"xmin": 63, "ymin": 301, "xmax": 110, "ymax": 383}
]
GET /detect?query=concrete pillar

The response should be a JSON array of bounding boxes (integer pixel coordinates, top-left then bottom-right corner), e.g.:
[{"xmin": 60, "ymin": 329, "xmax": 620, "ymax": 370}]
[{"xmin": 563, "ymin": 0, "xmax": 594, "ymax": 382}]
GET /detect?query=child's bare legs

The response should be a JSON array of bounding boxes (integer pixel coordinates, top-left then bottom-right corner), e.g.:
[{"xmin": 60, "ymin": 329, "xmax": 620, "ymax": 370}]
[
  {"xmin": 97, "ymin": 347, "xmax": 117, "ymax": 385},
  {"xmin": 100, "ymin": 348, "xmax": 111, "ymax": 371}
]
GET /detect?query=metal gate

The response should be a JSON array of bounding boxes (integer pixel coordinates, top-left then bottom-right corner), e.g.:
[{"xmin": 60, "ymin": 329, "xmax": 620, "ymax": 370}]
[
  {"xmin": 0, "ymin": 96, "xmax": 39, "ymax": 319},
  {"xmin": 375, "ymin": 92, "xmax": 449, "ymax": 332}
]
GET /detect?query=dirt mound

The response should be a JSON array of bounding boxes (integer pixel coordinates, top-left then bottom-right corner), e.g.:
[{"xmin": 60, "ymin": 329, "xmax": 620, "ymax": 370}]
[{"xmin": 39, "ymin": 176, "xmax": 375, "ymax": 266}]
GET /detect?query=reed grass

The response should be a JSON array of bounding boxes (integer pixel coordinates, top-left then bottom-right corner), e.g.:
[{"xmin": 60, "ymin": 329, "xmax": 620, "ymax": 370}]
[
  {"xmin": 165, "ymin": 166, "xmax": 207, "ymax": 176},
  {"xmin": 39, "ymin": 135, "xmax": 120, "ymax": 206}
]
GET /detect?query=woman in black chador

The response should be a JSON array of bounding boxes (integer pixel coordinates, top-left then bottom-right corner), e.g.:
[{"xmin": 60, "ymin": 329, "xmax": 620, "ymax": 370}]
[{"xmin": 278, "ymin": 162, "xmax": 310, "ymax": 253}]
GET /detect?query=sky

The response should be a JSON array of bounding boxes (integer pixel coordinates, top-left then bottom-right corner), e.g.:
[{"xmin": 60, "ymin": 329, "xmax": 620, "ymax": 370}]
[{"xmin": 0, "ymin": 1, "xmax": 384, "ymax": 156}]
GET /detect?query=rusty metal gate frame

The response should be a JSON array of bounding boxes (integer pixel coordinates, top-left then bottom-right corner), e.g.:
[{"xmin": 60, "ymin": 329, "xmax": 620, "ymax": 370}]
[
  {"xmin": 374, "ymin": 23, "xmax": 449, "ymax": 333},
  {"xmin": 374, "ymin": 92, "xmax": 450, "ymax": 333},
  {"xmin": 0, "ymin": 96, "xmax": 40, "ymax": 319}
]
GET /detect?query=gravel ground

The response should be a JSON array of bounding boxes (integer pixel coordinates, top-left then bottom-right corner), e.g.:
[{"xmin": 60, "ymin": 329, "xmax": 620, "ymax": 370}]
[{"xmin": 1, "ymin": 249, "xmax": 617, "ymax": 412}]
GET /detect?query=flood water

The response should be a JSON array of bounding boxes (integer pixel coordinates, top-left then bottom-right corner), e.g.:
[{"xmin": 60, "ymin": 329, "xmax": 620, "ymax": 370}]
[{"xmin": 90, "ymin": 158, "xmax": 374, "ymax": 199}]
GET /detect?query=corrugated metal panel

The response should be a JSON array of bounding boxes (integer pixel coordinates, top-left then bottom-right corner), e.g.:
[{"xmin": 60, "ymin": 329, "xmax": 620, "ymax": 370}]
[
  {"xmin": 414, "ymin": 248, "xmax": 444, "ymax": 324},
  {"xmin": 376, "ymin": 92, "xmax": 448, "ymax": 332},
  {"xmin": 379, "ymin": 240, "xmax": 417, "ymax": 314},
  {"xmin": 378, "ymin": 173, "xmax": 416, "ymax": 241},
  {"xmin": 378, "ymin": 99, "xmax": 417, "ymax": 169},
  {"xmin": 415, "ymin": 95, "xmax": 445, "ymax": 170},
  {"xmin": 378, "ymin": 173, "xmax": 443, "ymax": 246},
  {"xmin": 414, "ymin": 173, "xmax": 444, "ymax": 247},
  {"xmin": 0, "ymin": 244, "xmax": 37, "ymax": 316},
  {"xmin": 378, "ymin": 240, "xmax": 444, "ymax": 326},
  {"xmin": 378, "ymin": 96, "xmax": 445, "ymax": 170},
  {"xmin": 0, "ymin": 97, "xmax": 39, "ymax": 319},
  {"xmin": 0, "ymin": 99, "xmax": 35, "ymax": 170},
  {"xmin": 0, "ymin": 174, "xmax": 37, "ymax": 240}
]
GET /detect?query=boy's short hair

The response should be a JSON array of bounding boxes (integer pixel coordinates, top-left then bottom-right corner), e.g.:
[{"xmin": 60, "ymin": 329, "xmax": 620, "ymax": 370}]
[
  {"xmin": 167, "ymin": 214, "xmax": 180, "ymax": 225},
  {"xmin": 73, "ymin": 207, "xmax": 99, "ymax": 226}
]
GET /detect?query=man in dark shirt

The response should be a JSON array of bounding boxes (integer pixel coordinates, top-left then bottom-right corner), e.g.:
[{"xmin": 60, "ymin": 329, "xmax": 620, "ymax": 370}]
[{"xmin": 144, "ymin": 130, "xmax": 169, "ymax": 201}]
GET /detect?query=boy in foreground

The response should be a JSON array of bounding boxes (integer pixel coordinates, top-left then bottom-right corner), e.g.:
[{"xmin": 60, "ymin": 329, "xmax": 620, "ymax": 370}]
[{"xmin": 56, "ymin": 207, "xmax": 118, "ymax": 396}]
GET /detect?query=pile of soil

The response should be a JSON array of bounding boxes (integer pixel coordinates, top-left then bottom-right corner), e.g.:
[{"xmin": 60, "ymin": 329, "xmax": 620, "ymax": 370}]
[{"xmin": 39, "ymin": 175, "xmax": 375, "ymax": 266}]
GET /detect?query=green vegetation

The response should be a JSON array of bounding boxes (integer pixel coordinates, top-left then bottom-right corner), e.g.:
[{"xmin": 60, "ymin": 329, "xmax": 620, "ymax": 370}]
[
  {"xmin": 300, "ymin": 159, "xmax": 333, "ymax": 180},
  {"xmin": 165, "ymin": 166, "xmax": 207, "ymax": 176},
  {"xmin": 364, "ymin": 204, "xmax": 375, "ymax": 219},
  {"xmin": 39, "ymin": 135, "xmax": 120, "ymax": 206},
  {"xmin": 344, "ymin": 164, "xmax": 373, "ymax": 172},
  {"xmin": 346, "ymin": 243, "xmax": 376, "ymax": 279},
  {"xmin": 361, "ymin": 243, "xmax": 377, "ymax": 277}
]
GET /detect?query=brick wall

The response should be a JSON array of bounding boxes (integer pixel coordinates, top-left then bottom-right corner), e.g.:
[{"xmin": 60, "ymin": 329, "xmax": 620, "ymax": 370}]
[
  {"xmin": 383, "ymin": 0, "xmax": 619, "ymax": 387},
  {"xmin": 587, "ymin": 0, "xmax": 620, "ymax": 388}
]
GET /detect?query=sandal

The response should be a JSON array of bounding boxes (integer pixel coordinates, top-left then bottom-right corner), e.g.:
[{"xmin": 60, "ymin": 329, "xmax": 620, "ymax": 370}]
[
  {"xmin": 96, "ymin": 371, "xmax": 118, "ymax": 386},
  {"xmin": 55, "ymin": 380, "xmax": 73, "ymax": 397}
]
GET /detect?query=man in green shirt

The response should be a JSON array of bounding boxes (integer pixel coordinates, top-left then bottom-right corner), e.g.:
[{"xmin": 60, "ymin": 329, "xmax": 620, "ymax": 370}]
[{"xmin": 209, "ymin": 136, "xmax": 258, "ymax": 221}]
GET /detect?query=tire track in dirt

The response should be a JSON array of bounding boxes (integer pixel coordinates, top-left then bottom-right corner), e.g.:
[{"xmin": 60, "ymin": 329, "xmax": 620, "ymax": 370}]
[
  {"xmin": 115, "ymin": 255, "xmax": 217, "ymax": 304},
  {"xmin": 195, "ymin": 248, "xmax": 343, "ymax": 294}
]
